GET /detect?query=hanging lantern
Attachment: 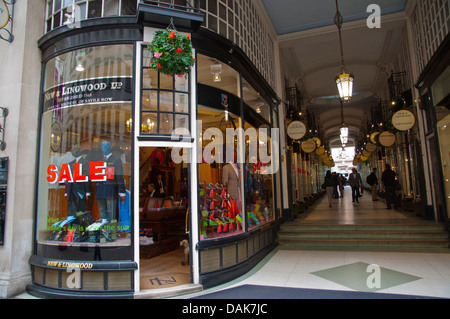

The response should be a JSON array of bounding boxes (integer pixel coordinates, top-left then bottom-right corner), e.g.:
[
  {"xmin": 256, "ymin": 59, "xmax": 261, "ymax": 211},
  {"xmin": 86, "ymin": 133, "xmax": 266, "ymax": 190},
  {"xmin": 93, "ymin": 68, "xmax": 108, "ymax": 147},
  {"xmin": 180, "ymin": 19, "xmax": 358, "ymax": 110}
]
[{"xmin": 336, "ymin": 72, "xmax": 354, "ymax": 102}]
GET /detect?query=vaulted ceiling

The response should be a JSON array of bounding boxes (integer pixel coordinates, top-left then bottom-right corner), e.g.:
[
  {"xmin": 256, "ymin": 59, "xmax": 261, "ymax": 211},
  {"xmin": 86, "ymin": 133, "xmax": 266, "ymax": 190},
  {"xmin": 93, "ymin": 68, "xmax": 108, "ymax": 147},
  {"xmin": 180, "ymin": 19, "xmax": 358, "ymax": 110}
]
[{"xmin": 261, "ymin": 0, "xmax": 408, "ymax": 148}]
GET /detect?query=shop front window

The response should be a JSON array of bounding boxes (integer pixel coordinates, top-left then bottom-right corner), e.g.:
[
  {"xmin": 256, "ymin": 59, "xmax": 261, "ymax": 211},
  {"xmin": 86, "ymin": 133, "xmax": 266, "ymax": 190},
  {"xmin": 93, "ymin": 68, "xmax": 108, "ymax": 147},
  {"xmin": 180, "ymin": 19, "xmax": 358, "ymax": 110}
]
[
  {"xmin": 197, "ymin": 54, "xmax": 244, "ymax": 240},
  {"xmin": 36, "ymin": 44, "xmax": 134, "ymax": 260},
  {"xmin": 141, "ymin": 48, "xmax": 190, "ymax": 135},
  {"xmin": 437, "ymin": 112, "xmax": 450, "ymax": 219},
  {"xmin": 242, "ymin": 79, "xmax": 275, "ymax": 229},
  {"xmin": 197, "ymin": 54, "xmax": 278, "ymax": 240}
]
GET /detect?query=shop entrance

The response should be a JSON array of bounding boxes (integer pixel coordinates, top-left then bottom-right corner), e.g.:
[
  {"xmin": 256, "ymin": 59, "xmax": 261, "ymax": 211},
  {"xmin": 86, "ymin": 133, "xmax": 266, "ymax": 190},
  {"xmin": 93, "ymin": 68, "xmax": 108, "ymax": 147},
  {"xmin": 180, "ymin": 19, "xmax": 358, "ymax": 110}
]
[{"xmin": 138, "ymin": 146, "xmax": 191, "ymax": 290}]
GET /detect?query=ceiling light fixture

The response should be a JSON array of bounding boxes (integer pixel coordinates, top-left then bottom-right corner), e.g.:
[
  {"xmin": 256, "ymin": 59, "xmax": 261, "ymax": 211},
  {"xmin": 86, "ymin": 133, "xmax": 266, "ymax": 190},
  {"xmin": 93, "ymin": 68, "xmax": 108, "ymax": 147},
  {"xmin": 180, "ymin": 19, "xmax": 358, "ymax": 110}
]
[
  {"xmin": 340, "ymin": 125, "xmax": 348, "ymax": 138},
  {"xmin": 334, "ymin": 0, "xmax": 354, "ymax": 102}
]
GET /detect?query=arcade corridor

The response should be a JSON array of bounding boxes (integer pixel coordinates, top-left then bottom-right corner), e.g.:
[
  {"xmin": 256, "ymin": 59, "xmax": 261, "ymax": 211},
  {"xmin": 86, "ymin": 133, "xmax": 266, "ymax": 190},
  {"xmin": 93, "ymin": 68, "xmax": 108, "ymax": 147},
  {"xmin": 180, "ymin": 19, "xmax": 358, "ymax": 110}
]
[{"xmin": 173, "ymin": 186, "xmax": 450, "ymax": 299}]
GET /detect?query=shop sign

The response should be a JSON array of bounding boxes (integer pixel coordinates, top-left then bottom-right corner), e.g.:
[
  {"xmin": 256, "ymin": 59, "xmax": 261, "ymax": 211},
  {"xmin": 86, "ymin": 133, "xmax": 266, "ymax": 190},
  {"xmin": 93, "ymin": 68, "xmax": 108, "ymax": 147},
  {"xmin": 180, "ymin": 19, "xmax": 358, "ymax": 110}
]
[
  {"xmin": 0, "ymin": 1, "xmax": 9, "ymax": 29},
  {"xmin": 369, "ymin": 132, "xmax": 379, "ymax": 144},
  {"xmin": 392, "ymin": 110, "xmax": 415, "ymax": 131},
  {"xmin": 43, "ymin": 76, "xmax": 132, "ymax": 112},
  {"xmin": 50, "ymin": 122, "xmax": 62, "ymax": 152},
  {"xmin": 287, "ymin": 121, "xmax": 306, "ymax": 140},
  {"xmin": 362, "ymin": 149, "xmax": 371, "ymax": 157},
  {"xmin": 365, "ymin": 142, "xmax": 377, "ymax": 152},
  {"xmin": 46, "ymin": 162, "xmax": 115, "ymax": 184},
  {"xmin": 312, "ymin": 137, "xmax": 321, "ymax": 147},
  {"xmin": 301, "ymin": 138, "xmax": 316, "ymax": 153},
  {"xmin": 315, "ymin": 145, "xmax": 325, "ymax": 156},
  {"xmin": 378, "ymin": 131, "xmax": 396, "ymax": 147},
  {"xmin": 47, "ymin": 260, "xmax": 93, "ymax": 269}
]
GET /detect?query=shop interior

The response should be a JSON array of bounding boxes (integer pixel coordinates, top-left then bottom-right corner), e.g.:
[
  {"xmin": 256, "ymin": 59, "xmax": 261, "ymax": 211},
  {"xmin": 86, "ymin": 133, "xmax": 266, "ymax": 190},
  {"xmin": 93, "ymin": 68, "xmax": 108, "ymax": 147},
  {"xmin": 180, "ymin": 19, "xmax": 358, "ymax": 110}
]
[
  {"xmin": 38, "ymin": 104, "xmax": 133, "ymax": 248},
  {"xmin": 197, "ymin": 106, "xmax": 275, "ymax": 241},
  {"xmin": 139, "ymin": 146, "xmax": 190, "ymax": 289}
]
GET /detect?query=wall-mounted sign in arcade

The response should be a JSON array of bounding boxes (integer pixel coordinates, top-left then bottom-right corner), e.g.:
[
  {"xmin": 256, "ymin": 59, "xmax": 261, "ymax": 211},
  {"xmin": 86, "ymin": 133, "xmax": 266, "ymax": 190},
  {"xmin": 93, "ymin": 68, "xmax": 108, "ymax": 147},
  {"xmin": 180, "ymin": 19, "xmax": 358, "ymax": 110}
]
[
  {"xmin": 287, "ymin": 120, "xmax": 306, "ymax": 140},
  {"xmin": 43, "ymin": 76, "xmax": 132, "ymax": 112},
  {"xmin": 378, "ymin": 131, "xmax": 396, "ymax": 147},
  {"xmin": 0, "ymin": 0, "xmax": 15, "ymax": 43},
  {"xmin": 365, "ymin": 142, "xmax": 377, "ymax": 152},
  {"xmin": 301, "ymin": 138, "xmax": 316, "ymax": 153},
  {"xmin": 391, "ymin": 109, "xmax": 416, "ymax": 131},
  {"xmin": 369, "ymin": 132, "xmax": 379, "ymax": 145}
]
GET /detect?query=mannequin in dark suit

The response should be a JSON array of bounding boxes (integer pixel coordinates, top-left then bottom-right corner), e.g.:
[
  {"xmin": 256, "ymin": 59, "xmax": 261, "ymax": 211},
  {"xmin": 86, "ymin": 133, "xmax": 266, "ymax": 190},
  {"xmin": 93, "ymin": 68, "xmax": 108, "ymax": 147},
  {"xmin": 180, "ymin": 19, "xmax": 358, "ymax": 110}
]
[
  {"xmin": 95, "ymin": 141, "xmax": 126, "ymax": 221},
  {"xmin": 65, "ymin": 144, "xmax": 91, "ymax": 216}
]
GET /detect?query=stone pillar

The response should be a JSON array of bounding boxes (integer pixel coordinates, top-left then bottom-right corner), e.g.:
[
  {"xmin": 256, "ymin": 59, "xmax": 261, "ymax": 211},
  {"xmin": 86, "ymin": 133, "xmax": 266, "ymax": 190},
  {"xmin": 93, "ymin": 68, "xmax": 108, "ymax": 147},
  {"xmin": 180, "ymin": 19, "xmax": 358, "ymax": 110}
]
[{"xmin": 0, "ymin": 0, "xmax": 44, "ymax": 298}]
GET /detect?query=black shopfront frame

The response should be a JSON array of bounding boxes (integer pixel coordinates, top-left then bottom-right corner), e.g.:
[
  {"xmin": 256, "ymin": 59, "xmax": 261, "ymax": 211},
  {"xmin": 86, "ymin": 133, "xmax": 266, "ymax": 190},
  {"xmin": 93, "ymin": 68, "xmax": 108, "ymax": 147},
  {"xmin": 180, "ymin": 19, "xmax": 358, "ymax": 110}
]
[
  {"xmin": 28, "ymin": 14, "xmax": 284, "ymax": 297},
  {"xmin": 192, "ymin": 29, "xmax": 283, "ymax": 289},
  {"xmin": 29, "ymin": 18, "xmax": 142, "ymax": 299}
]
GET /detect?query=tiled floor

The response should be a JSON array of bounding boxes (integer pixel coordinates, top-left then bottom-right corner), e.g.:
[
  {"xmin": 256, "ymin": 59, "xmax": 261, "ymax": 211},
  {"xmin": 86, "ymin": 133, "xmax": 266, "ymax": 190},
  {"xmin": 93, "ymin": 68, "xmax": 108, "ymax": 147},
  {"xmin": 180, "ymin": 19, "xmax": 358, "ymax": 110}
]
[
  {"xmin": 175, "ymin": 187, "xmax": 450, "ymax": 299},
  {"xmin": 14, "ymin": 187, "xmax": 450, "ymax": 299}
]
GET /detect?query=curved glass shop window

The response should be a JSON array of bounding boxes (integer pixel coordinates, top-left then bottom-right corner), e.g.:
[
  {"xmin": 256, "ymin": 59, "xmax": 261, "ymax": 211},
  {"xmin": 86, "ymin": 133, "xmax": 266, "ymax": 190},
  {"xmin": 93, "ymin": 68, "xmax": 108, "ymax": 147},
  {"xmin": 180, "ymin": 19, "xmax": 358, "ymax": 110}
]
[
  {"xmin": 36, "ymin": 44, "xmax": 134, "ymax": 260},
  {"xmin": 197, "ymin": 54, "xmax": 244, "ymax": 240},
  {"xmin": 242, "ymin": 78, "xmax": 275, "ymax": 229},
  {"xmin": 197, "ymin": 54, "xmax": 278, "ymax": 240}
]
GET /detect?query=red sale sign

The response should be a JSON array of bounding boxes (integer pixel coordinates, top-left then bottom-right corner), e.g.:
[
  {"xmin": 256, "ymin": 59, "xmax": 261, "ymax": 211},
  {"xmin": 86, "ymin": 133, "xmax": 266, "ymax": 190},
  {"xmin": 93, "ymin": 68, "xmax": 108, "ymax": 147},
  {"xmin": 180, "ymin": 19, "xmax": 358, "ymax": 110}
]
[{"xmin": 47, "ymin": 161, "xmax": 114, "ymax": 184}]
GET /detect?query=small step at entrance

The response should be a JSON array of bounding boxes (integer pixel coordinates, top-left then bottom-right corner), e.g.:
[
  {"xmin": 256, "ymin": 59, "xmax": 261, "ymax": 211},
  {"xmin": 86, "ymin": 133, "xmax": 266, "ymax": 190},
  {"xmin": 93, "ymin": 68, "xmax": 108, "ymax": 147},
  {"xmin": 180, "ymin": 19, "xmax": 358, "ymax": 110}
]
[
  {"xmin": 277, "ymin": 223, "xmax": 450, "ymax": 248},
  {"xmin": 134, "ymin": 284, "xmax": 203, "ymax": 299}
]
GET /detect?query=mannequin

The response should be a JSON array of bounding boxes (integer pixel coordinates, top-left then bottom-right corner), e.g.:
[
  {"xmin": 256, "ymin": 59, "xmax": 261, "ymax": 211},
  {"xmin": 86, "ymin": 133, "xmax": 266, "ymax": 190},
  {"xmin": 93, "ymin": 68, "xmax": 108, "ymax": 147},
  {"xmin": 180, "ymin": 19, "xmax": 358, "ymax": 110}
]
[
  {"xmin": 222, "ymin": 161, "xmax": 240, "ymax": 204},
  {"xmin": 95, "ymin": 141, "xmax": 126, "ymax": 222},
  {"xmin": 65, "ymin": 144, "xmax": 91, "ymax": 216},
  {"xmin": 150, "ymin": 148, "xmax": 165, "ymax": 166}
]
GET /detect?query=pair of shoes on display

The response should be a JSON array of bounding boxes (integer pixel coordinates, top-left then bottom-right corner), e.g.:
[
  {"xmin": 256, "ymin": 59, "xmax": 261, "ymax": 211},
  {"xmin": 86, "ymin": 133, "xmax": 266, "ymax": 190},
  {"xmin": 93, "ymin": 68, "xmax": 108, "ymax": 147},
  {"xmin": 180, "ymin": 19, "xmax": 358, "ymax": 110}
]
[
  {"xmin": 46, "ymin": 230, "xmax": 59, "ymax": 241},
  {"xmin": 74, "ymin": 231, "xmax": 90, "ymax": 242},
  {"xmin": 56, "ymin": 231, "xmax": 67, "ymax": 241},
  {"xmin": 47, "ymin": 230, "xmax": 67, "ymax": 241},
  {"xmin": 86, "ymin": 219, "xmax": 109, "ymax": 231}
]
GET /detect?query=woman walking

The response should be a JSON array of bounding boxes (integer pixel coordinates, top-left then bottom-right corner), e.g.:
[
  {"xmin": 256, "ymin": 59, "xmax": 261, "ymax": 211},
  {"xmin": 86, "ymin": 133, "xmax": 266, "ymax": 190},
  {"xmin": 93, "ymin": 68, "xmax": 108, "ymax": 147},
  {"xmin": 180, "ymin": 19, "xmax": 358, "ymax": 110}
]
[{"xmin": 323, "ymin": 170, "xmax": 335, "ymax": 208}]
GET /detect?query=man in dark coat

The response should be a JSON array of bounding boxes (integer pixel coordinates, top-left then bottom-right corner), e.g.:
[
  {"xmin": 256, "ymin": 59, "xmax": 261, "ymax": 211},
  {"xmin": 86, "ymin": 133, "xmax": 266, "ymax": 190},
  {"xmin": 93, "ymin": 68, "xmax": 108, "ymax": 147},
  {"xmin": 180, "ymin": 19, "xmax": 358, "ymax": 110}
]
[
  {"xmin": 381, "ymin": 164, "xmax": 397, "ymax": 209},
  {"xmin": 366, "ymin": 167, "xmax": 379, "ymax": 201}
]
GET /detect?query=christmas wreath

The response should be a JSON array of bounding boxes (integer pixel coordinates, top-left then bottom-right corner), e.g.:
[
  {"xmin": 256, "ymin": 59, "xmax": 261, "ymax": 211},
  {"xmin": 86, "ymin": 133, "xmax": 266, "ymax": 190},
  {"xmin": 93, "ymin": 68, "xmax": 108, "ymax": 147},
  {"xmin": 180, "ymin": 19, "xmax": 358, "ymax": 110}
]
[{"xmin": 147, "ymin": 29, "xmax": 196, "ymax": 77}]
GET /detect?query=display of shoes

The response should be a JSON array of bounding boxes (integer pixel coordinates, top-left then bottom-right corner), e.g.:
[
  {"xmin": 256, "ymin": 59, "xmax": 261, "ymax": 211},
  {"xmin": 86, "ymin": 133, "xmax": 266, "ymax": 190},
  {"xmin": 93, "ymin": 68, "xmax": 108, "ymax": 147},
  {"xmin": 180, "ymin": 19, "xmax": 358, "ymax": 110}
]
[{"xmin": 73, "ymin": 232, "xmax": 84, "ymax": 242}]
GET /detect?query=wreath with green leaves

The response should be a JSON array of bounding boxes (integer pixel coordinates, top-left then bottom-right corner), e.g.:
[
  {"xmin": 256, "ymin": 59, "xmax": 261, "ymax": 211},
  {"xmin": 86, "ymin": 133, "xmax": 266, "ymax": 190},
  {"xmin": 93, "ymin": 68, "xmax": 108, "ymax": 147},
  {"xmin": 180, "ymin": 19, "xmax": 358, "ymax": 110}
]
[{"xmin": 147, "ymin": 29, "xmax": 196, "ymax": 77}]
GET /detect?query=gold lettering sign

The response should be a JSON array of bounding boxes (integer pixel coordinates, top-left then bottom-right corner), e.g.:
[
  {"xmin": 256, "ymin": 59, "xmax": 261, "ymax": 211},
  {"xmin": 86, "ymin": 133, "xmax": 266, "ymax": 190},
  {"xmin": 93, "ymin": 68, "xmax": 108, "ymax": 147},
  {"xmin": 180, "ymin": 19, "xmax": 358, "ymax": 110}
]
[
  {"xmin": 47, "ymin": 261, "xmax": 94, "ymax": 269},
  {"xmin": 392, "ymin": 110, "xmax": 416, "ymax": 131}
]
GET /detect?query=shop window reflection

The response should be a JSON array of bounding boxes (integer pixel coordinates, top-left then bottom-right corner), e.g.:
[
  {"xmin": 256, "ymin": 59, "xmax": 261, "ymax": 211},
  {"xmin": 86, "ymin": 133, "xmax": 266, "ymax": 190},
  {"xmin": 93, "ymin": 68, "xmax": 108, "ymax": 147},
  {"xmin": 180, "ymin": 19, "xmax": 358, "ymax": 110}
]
[
  {"xmin": 198, "ymin": 107, "xmax": 244, "ymax": 240},
  {"xmin": 197, "ymin": 53, "xmax": 277, "ymax": 240},
  {"xmin": 244, "ymin": 122, "xmax": 275, "ymax": 230},
  {"xmin": 437, "ymin": 113, "xmax": 450, "ymax": 219},
  {"xmin": 37, "ymin": 45, "xmax": 133, "ymax": 259}
]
